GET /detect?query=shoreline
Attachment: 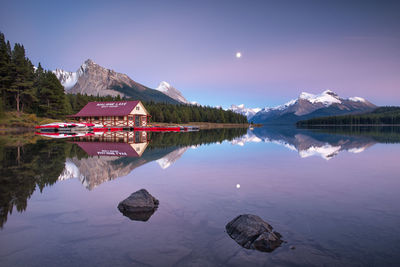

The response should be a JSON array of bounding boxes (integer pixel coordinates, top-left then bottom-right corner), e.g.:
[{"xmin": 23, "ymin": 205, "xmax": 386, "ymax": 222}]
[
  {"xmin": 1, "ymin": 122, "xmax": 253, "ymax": 133},
  {"xmin": 297, "ymin": 124, "xmax": 400, "ymax": 127},
  {"xmin": 148, "ymin": 122, "xmax": 251, "ymax": 129}
]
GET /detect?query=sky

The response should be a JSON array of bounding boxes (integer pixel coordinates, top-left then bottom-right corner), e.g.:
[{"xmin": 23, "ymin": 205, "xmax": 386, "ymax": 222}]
[{"xmin": 1, "ymin": 0, "xmax": 399, "ymax": 108}]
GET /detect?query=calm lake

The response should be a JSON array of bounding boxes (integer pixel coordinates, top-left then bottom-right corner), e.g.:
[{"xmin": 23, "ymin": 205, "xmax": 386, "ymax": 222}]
[{"xmin": 1, "ymin": 126, "xmax": 400, "ymax": 266}]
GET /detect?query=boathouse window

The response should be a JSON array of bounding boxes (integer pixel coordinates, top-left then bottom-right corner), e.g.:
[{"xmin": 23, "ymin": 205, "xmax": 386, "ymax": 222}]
[
  {"xmin": 128, "ymin": 116, "xmax": 133, "ymax": 120},
  {"xmin": 136, "ymin": 106, "xmax": 140, "ymax": 110},
  {"xmin": 94, "ymin": 117, "xmax": 99, "ymax": 120},
  {"xmin": 118, "ymin": 116, "xmax": 124, "ymax": 120}
]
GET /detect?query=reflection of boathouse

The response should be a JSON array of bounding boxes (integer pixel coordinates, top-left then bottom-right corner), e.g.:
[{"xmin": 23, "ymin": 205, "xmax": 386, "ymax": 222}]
[
  {"xmin": 68, "ymin": 100, "xmax": 150, "ymax": 127},
  {"xmin": 73, "ymin": 131, "xmax": 149, "ymax": 157}
]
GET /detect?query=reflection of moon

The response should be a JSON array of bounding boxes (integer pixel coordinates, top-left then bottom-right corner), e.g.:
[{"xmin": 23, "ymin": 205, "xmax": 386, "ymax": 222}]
[
  {"xmin": 236, "ymin": 52, "xmax": 241, "ymax": 58},
  {"xmin": 236, "ymin": 184, "xmax": 240, "ymax": 189}
]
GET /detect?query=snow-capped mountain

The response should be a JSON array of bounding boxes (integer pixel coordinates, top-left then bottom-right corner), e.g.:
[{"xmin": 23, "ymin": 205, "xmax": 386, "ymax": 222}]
[
  {"xmin": 53, "ymin": 59, "xmax": 180, "ymax": 104},
  {"xmin": 156, "ymin": 81, "xmax": 189, "ymax": 104},
  {"xmin": 229, "ymin": 104, "xmax": 261, "ymax": 119},
  {"xmin": 251, "ymin": 90, "xmax": 376, "ymax": 124}
]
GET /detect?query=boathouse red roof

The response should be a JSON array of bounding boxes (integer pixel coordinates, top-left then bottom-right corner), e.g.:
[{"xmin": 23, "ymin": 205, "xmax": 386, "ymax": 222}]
[
  {"xmin": 69, "ymin": 101, "xmax": 141, "ymax": 117},
  {"xmin": 73, "ymin": 142, "xmax": 140, "ymax": 157}
]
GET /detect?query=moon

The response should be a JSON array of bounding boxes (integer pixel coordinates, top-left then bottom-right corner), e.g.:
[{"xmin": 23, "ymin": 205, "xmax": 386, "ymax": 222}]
[
  {"xmin": 235, "ymin": 52, "xmax": 242, "ymax": 58},
  {"xmin": 236, "ymin": 184, "xmax": 241, "ymax": 189}
]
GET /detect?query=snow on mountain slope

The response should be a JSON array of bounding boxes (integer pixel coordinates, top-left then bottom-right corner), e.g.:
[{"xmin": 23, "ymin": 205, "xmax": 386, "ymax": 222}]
[
  {"xmin": 229, "ymin": 104, "xmax": 261, "ymax": 119},
  {"xmin": 156, "ymin": 81, "xmax": 189, "ymax": 104},
  {"xmin": 252, "ymin": 90, "xmax": 376, "ymax": 124},
  {"xmin": 348, "ymin": 96, "xmax": 366, "ymax": 102},
  {"xmin": 53, "ymin": 69, "xmax": 79, "ymax": 90},
  {"xmin": 299, "ymin": 90, "xmax": 342, "ymax": 106},
  {"xmin": 53, "ymin": 61, "xmax": 89, "ymax": 91}
]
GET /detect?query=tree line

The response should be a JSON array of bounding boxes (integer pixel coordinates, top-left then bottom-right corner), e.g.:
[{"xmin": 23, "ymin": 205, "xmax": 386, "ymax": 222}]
[
  {"xmin": 0, "ymin": 32, "xmax": 247, "ymax": 124},
  {"xmin": 297, "ymin": 107, "xmax": 400, "ymax": 126},
  {"xmin": 145, "ymin": 102, "xmax": 247, "ymax": 124}
]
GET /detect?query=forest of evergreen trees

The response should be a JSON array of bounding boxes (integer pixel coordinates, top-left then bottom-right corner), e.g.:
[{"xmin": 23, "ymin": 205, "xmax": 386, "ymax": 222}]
[
  {"xmin": 0, "ymin": 32, "xmax": 247, "ymax": 124},
  {"xmin": 0, "ymin": 32, "xmax": 68, "ymax": 118},
  {"xmin": 297, "ymin": 107, "xmax": 400, "ymax": 126}
]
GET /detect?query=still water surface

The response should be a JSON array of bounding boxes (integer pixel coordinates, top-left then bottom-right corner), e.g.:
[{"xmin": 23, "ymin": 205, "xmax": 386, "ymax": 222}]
[{"xmin": 1, "ymin": 127, "xmax": 399, "ymax": 266}]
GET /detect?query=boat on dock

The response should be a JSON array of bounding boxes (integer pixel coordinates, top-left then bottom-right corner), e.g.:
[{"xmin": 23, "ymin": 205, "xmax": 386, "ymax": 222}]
[
  {"xmin": 35, "ymin": 122, "xmax": 104, "ymax": 132},
  {"xmin": 35, "ymin": 122, "xmax": 200, "ymax": 134}
]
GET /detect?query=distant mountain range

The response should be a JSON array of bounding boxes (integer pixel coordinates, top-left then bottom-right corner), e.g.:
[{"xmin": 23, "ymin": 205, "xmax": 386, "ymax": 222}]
[
  {"xmin": 249, "ymin": 90, "xmax": 376, "ymax": 124},
  {"xmin": 53, "ymin": 59, "xmax": 188, "ymax": 104},
  {"xmin": 229, "ymin": 104, "xmax": 261, "ymax": 119}
]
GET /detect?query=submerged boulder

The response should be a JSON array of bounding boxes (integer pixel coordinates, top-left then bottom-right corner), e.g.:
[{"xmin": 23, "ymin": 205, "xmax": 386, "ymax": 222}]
[
  {"xmin": 225, "ymin": 214, "xmax": 283, "ymax": 252},
  {"xmin": 117, "ymin": 189, "xmax": 159, "ymax": 222}
]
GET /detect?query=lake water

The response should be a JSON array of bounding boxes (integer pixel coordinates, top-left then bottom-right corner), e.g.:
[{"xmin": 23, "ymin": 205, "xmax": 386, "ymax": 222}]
[{"xmin": 1, "ymin": 126, "xmax": 400, "ymax": 266}]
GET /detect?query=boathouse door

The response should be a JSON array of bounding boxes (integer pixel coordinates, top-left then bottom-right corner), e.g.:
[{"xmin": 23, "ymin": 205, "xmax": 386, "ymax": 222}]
[{"xmin": 135, "ymin": 115, "xmax": 140, "ymax": 127}]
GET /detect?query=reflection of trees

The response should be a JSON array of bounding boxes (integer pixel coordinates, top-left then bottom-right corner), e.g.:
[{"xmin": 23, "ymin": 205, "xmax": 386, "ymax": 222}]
[
  {"xmin": 148, "ymin": 128, "xmax": 248, "ymax": 148},
  {"xmin": 298, "ymin": 126, "xmax": 400, "ymax": 143},
  {"xmin": 0, "ymin": 138, "xmax": 86, "ymax": 228},
  {"xmin": 0, "ymin": 128, "xmax": 247, "ymax": 227}
]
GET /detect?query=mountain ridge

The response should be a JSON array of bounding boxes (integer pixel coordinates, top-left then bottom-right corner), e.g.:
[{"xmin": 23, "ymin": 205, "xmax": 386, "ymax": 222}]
[
  {"xmin": 53, "ymin": 59, "xmax": 185, "ymax": 104},
  {"xmin": 229, "ymin": 104, "xmax": 261, "ymax": 119},
  {"xmin": 251, "ymin": 90, "xmax": 376, "ymax": 124}
]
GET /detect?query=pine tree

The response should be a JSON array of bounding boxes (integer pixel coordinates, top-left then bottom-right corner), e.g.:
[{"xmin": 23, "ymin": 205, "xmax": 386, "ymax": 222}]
[
  {"xmin": 0, "ymin": 33, "xmax": 9, "ymax": 113},
  {"xmin": 7, "ymin": 44, "xmax": 34, "ymax": 113},
  {"xmin": 36, "ymin": 71, "xmax": 67, "ymax": 118}
]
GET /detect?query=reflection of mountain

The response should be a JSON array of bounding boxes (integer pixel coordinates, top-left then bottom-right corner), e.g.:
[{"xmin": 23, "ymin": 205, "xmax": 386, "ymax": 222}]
[
  {"xmin": 60, "ymin": 146, "xmax": 184, "ymax": 190},
  {"xmin": 57, "ymin": 129, "xmax": 248, "ymax": 190},
  {"xmin": 0, "ymin": 128, "xmax": 247, "ymax": 227},
  {"xmin": 232, "ymin": 126, "xmax": 399, "ymax": 160},
  {"xmin": 156, "ymin": 147, "xmax": 189, "ymax": 169}
]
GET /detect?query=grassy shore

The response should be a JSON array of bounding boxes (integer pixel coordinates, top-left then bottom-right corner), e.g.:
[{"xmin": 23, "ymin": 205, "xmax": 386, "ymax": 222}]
[{"xmin": 0, "ymin": 112, "xmax": 59, "ymax": 130}]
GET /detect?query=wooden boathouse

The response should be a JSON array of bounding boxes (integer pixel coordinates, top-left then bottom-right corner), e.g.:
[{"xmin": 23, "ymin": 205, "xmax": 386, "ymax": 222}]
[{"xmin": 68, "ymin": 101, "xmax": 150, "ymax": 127}]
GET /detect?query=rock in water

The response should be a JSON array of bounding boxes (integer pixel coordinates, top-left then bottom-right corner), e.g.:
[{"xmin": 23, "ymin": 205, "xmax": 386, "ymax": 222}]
[
  {"xmin": 225, "ymin": 214, "xmax": 283, "ymax": 252},
  {"xmin": 118, "ymin": 189, "xmax": 159, "ymax": 222}
]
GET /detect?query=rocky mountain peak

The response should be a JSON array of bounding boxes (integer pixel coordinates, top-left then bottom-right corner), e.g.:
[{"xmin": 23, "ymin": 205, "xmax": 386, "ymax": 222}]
[
  {"xmin": 156, "ymin": 81, "xmax": 189, "ymax": 104},
  {"xmin": 84, "ymin": 58, "xmax": 95, "ymax": 65},
  {"xmin": 53, "ymin": 60, "xmax": 184, "ymax": 104}
]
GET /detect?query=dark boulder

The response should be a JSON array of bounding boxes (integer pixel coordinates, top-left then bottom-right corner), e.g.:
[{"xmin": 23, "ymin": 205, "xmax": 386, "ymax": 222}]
[
  {"xmin": 225, "ymin": 214, "xmax": 283, "ymax": 252},
  {"xmin": 118, "ymin": 189, "xmax": 159, "ymax": 222}
]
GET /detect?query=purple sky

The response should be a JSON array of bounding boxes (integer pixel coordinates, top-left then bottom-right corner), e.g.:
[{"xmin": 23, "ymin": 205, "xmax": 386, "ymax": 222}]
[{"xmin": 1, "ymin": 0, "xmax": 399, "ymax": 108}]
